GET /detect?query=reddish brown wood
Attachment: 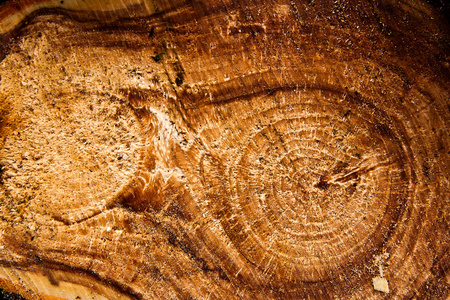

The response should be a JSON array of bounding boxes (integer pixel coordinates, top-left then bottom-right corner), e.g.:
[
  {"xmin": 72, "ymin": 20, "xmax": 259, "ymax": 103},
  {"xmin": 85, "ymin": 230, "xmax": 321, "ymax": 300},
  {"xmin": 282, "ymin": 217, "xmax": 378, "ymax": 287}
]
[{"xmin": 0, "ymin": 0, "xmax": 449, "ymax": 299}]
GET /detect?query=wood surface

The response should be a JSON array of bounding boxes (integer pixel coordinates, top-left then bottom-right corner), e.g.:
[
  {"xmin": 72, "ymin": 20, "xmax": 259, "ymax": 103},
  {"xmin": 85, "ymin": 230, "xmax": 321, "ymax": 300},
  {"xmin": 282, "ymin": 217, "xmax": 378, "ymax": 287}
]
[{"xmin": 0, "ymin": 0, "xmax": 449, "ymax": 299}]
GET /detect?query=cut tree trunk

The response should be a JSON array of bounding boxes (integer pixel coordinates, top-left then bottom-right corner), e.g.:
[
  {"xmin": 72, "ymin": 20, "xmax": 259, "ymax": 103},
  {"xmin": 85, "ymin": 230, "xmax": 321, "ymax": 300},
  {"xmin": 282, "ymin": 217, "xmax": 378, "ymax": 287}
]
[{"xmin": 0, "ymin": 0, "xmax": 449, "ymax": 299}]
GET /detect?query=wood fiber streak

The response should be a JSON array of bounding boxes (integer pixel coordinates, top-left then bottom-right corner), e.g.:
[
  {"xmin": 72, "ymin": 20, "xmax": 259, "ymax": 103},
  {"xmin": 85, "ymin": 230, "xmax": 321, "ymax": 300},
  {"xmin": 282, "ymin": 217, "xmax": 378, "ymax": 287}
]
[{"xmin": 0, "ymin": 0, "xmax": 449, "ymax": 299}]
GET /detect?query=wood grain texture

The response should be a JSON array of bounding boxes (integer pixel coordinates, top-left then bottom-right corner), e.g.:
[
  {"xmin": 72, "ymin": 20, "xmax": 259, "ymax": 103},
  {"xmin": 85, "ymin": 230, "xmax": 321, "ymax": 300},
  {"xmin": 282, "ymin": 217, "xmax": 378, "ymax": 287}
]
[{"xmin": 0, "ymin": 0, "xmax": 449, "ymax": 299}]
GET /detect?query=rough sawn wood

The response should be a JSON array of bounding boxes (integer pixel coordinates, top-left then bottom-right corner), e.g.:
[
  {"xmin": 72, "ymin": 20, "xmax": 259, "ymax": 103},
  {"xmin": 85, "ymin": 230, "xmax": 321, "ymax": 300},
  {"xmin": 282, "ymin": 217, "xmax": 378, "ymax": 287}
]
[{"xmin": 0, "ymin": 0, "xmax": 449, "ymax": 299}]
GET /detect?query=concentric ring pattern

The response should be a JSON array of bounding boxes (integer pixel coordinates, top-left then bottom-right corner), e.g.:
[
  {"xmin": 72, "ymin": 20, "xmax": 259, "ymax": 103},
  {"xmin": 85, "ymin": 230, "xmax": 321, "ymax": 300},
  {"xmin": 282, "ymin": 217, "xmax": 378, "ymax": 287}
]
[{"xmin": 199, "ymin": 87, "xmax": 414, "ymax": 283}]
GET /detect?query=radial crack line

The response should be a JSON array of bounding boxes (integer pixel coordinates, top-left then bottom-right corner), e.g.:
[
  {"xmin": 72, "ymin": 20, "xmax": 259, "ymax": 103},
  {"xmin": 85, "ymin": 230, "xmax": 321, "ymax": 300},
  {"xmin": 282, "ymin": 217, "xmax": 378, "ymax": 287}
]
[{"xmin": 326, "ymin": 160, "xmax": 392, "ymax": 186}]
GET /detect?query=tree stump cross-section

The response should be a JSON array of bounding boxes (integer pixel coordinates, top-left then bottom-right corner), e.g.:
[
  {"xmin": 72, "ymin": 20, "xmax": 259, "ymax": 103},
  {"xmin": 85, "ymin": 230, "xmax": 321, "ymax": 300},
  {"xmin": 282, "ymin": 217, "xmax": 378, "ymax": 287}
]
[{"xmin": 0, "ymin": 0, "xmax": 449, "ymax": 299}]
